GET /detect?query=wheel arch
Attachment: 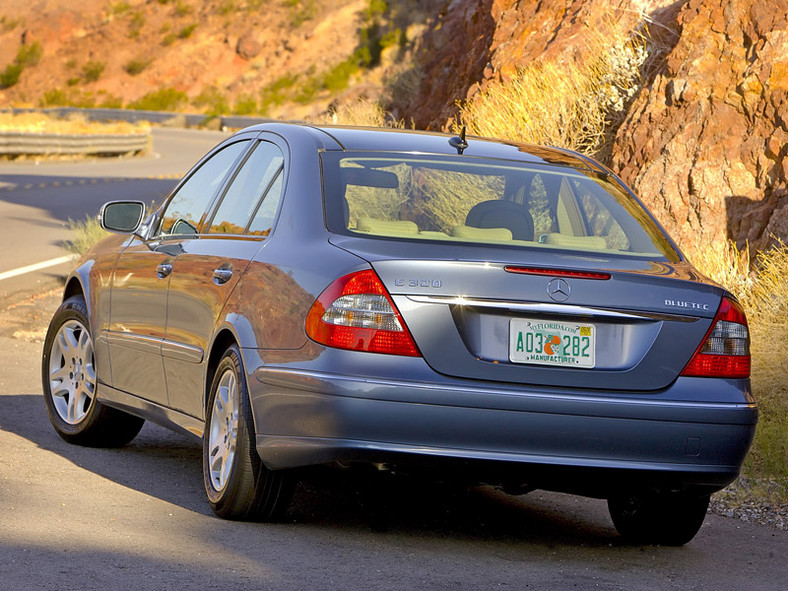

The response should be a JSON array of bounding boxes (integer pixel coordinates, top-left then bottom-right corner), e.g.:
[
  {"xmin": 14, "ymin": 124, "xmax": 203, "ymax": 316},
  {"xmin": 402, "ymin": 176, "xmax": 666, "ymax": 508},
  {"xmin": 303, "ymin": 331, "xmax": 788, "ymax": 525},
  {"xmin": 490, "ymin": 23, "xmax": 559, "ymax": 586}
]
[
  {"xmin": 63, "ymin": 276, "xmax": 85, "ymax": 301},
  {"xmin": 205, "ymin": 328, "xmax": 240, "ymax": 411},
  {"xmin": 62, "ymin": 260, "xmax": 95, "ymax": 324}
]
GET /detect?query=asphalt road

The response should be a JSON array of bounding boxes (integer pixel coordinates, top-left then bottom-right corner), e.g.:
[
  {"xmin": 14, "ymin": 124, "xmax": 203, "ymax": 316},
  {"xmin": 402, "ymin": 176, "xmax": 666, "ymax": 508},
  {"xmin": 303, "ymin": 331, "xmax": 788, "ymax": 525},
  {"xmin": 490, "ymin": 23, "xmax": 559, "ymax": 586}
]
[
  {"xmin": 0, "ymin": 127, "xmax": 228, "ymax": 297},
  {"xmin": 0, "ymin": 127, "xmax": 786, "ymax": 590},
  {"xmin": 1, "ymin": 330, "xmax": 786, "ymax": 590}
]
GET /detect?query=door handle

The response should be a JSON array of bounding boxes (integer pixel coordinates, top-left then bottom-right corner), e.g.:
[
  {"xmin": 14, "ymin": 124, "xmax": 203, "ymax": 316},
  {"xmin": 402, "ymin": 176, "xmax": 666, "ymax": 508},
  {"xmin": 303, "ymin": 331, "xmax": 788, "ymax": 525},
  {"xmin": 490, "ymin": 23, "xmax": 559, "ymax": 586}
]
[
  {"xmin": 156, "ymin": 263, "xmax": 173, "ymax": 279},
  {"xmin": 213, "ymin": 267, "xmax": 233, "ymax": 285}
]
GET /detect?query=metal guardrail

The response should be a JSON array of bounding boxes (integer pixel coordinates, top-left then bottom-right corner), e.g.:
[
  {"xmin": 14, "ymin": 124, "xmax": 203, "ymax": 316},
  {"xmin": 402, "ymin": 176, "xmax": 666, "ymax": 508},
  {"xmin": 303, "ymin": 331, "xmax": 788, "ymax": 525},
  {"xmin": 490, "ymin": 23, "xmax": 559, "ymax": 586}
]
[
  {"xmin": 5, "ymin": 107, "xmax": 274, "ymax": 130},
  {"xmin": 0, "ymin": 131, "xmax": 150, "ymax": 155},
  {"xmin": 0, "ymin": 107, "xmax": 274, "ymax": 156}
]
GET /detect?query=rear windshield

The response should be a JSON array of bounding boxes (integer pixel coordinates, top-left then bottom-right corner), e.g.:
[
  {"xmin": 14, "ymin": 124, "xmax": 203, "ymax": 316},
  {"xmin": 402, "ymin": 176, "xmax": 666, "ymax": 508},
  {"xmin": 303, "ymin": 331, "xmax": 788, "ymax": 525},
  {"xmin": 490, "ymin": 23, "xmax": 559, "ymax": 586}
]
[{"xmin": 321, "ymin": 152, "xmax": 679, "ymax": 261}]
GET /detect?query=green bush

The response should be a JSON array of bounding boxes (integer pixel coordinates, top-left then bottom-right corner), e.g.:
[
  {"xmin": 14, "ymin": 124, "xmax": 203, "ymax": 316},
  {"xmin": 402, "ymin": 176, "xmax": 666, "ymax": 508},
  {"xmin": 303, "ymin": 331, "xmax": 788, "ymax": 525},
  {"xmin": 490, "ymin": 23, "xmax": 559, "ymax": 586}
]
[
  {"xmin": 124, "ymin": 58, "xmax": 152, "ymax": 76},
  {"xmin": 174, "ymin": 1, "xmax": 192, "ymax": 17},
  {"xmin": 98, "ymin": 93, "xmax": 124, "ymax": 109},
  {"xmin": 0, "ymin": 63, "xmax": 23, "ymax": 89},
  {"xmin": 0, "ymin": 41, "xmax": 43, "ymax": 89},
  {"xmin": 259, "ymin": 74, "xmax": 299, "ymax": 113},
  {"xmin": 129, "ymin": 87, "xmax": 188, "ymax": 111},
  {"xmin": 233, "ymin": 94, "xmax": 258, "ymax": 115},
  {"xmin": 82, "ymin": 61, "xmax": 105, "ymax": 83},
  {"xmin": 129, "ymin": 12, "xmax": 145, "ymax": 38},
  {"xmin": 193, "ymin": 86, "xmax": 230, "ymax": 116},
  {"xmin": 40, "ymin": 88, "xmax": 69, "ymax": 107},
  {"xmin": 109, "ymin": 1, "xmax": 131, "ymax": 16},
  {"xmin": 16, "ymin": 41, "xmax": 42, "ymax": 68},
  {"xmin": 218, "ymin": 0, "xmax": 236, "ymax": 15},
  {"xmin": 178, "ymin": 23, "xmax": 197, "ymax": 39},
  {"xmin": 1, "ymin": 15, "xmax": 24, "ymax": 32},
  {"xmin": 39, "ymin": 88, "xmax": 98, "ymax": 108},
  {"xmin": 283, "ymin": 0, "xmax": 317, "ymax": 27}
]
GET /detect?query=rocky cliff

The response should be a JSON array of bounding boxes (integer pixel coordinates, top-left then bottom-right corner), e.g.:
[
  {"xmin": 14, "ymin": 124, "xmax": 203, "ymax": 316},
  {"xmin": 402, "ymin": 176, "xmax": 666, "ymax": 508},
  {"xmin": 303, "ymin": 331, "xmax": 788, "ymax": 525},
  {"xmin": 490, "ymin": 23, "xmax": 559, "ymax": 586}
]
[
  {"xmin": 612, "ymin": 0, "xmax": 788, "ymax": 256},
  {"xmin": 395, "ymin": 0, "xmax": 788, "ymax": 257}
]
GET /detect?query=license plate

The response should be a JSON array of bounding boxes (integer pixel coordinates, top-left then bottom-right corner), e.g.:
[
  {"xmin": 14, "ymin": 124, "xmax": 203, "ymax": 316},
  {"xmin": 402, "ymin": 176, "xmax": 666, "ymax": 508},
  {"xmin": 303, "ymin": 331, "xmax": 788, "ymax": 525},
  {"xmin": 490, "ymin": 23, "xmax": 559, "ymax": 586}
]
[{"xmin": 509, "ymin": 318, "xmax": 596, "ymax": 368}]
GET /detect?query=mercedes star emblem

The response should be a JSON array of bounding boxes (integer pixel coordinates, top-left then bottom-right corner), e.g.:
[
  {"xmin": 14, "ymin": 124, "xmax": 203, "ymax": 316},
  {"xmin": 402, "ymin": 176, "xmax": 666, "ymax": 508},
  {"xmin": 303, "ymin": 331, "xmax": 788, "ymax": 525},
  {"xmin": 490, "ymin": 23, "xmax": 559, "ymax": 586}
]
[{"xmin": 547, "ymin": 278, "xmax": 571, "ymax": 302}]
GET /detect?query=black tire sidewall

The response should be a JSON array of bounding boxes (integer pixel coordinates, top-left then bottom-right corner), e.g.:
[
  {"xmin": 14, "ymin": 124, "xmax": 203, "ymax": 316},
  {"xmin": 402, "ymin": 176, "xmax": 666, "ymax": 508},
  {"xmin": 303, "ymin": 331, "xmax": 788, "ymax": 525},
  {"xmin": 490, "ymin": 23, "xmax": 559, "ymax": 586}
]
[
  {"xmin": 608, "ymin": 492, "xmax": 710, "ymax": 546},
  {"xmin": 41, "ymin": 296, "xmax": 102, "ymax": 438},
  {"xmin": 203, "ymin": 345, "xmax": 260, "ymax": 515}
]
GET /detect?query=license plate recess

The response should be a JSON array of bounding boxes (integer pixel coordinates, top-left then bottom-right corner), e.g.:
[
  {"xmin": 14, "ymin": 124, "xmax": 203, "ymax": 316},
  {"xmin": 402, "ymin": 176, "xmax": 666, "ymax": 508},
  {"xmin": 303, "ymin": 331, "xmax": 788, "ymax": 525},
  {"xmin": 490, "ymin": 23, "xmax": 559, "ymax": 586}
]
[{"xmin": 509, "ymin": 318, "xmax": 596, "ymax": 368}]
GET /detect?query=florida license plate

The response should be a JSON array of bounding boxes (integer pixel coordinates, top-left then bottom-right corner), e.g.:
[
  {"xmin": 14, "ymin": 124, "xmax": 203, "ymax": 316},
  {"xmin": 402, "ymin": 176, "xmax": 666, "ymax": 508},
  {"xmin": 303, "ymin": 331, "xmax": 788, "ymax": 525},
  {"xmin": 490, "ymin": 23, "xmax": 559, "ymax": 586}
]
[{"xmin": 509, "ymin": 318, "xmax": 596, "ymax": 368}]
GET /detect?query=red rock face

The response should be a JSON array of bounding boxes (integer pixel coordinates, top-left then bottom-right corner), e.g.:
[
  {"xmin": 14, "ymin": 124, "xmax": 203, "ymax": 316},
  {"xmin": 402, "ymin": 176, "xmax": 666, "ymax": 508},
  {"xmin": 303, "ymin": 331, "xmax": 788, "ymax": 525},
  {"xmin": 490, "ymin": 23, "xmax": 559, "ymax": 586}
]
[
  {"xmin": 397, "ymin": 0, "xmax": 644, "ymax": 129},
  {"xmin": 612, "ymin": 0, "xmax": 788, "ymax": 256},
  {"xmin": 397, "ymin": 0, "xmax": 788, "ymax": 257},
  {"xmin": 392, "ymin": 0, "xmax": 496, "ymax": 129}
]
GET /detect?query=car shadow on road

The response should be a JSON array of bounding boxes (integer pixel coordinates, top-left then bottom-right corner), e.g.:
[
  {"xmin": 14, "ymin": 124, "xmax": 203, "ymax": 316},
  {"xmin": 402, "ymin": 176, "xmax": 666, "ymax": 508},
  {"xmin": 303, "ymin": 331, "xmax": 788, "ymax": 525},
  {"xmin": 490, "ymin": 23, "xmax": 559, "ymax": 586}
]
[{"xmin": 3, "ymin": 392, "xmax": 619, "ymax": 547}]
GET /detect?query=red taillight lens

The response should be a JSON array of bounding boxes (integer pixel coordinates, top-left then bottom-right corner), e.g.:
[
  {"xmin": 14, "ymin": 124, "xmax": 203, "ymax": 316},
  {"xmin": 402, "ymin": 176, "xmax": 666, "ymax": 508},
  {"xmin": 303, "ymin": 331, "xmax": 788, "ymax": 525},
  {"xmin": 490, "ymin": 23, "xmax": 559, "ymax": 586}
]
[
  {"xmin": 305, "ymin": 269, "xmax": 420, "ymax": 356},
  {"xmin": 681, "ymin": 297, "xmax": 750, "ymax": 378}
]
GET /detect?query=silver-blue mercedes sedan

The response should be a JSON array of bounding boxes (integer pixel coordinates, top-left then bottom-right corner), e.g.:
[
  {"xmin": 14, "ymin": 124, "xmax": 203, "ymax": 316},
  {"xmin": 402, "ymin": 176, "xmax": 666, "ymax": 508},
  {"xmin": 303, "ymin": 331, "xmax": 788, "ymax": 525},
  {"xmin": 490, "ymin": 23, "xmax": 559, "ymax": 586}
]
[{"xmin": 41, "ymin": 123, "xmax": 757, "ymax": 545}]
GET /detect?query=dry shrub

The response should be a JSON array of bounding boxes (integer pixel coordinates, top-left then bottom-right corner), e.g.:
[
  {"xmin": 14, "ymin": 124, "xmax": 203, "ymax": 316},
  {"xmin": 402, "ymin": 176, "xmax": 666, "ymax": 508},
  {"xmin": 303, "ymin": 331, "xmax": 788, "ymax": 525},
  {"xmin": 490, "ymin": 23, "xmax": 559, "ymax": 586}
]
[
  {"xmin": 0, "ymin": 112, "xmax": 149, "ymax": 135},
  {"xmin": 692, "ymin": 241, "xmax": 788, "ymax": 483},
  {"xmin": 740, "ymin": 245, "xmax": 788, "ymax": 480},
  {"xmin": 63, "ymin": 215, "xmax": 110, "ymax": 255},
  {"xmin": 690, "ymin": 239, "xmax": 754, "ymax": 304},
  {"xmin": 311, "ymin": 98, "xmax": 404, "ymax": 128},
  {"xmin": 456, "ymin": 21, "xmax": 647, "ymax": 155}
]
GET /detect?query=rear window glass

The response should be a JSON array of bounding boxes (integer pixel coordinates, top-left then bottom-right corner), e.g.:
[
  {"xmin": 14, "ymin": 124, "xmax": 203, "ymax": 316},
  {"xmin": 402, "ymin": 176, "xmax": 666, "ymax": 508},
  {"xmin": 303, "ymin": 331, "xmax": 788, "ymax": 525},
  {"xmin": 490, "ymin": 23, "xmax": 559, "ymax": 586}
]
[{"xmin": 321, "ymin": 153, "xmax": 678, "ymax": 261}]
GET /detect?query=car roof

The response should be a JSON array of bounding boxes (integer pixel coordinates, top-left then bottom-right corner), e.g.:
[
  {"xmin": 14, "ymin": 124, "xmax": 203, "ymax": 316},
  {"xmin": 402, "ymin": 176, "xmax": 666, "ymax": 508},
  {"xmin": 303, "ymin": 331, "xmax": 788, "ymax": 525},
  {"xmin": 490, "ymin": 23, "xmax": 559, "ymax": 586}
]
[{"xmin": 243, "ymin": 122, "xmax": 604, "ymax": 172}]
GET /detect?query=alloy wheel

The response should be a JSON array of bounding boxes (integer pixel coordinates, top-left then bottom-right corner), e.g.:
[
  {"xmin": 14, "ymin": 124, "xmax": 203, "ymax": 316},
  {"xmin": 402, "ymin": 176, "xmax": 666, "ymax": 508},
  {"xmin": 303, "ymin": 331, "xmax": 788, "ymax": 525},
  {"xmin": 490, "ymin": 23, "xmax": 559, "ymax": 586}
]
[
  {"xmin": 208, "ymin": 369, "xmax": 240, "ymax": 492},
  {"xmin": 47, "ymin": 319, "xmax": 96, "ymax": 425}
]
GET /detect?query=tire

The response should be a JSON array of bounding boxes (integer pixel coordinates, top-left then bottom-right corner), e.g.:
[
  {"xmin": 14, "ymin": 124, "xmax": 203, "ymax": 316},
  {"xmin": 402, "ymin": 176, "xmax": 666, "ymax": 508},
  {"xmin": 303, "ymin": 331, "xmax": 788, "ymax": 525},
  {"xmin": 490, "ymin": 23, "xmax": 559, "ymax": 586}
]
[
  {"xmin": 203, "ymin": 344, "xmax": 294, "ymax": 521},
  {"xmin": 608, "ymin": 491, "xmax": 710, "ymax": 546},
  {"xmin": 41, "ymin": 295, "xmax": 144, "ymax": 447}
]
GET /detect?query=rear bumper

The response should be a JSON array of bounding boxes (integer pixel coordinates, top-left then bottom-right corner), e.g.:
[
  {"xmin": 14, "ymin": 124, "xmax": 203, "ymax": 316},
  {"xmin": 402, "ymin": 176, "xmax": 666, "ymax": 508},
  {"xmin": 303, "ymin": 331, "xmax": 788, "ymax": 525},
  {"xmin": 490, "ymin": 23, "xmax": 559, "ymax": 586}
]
[{"xmin": 244, "ymin": 349, "xmax": 757, "ymax": 495}]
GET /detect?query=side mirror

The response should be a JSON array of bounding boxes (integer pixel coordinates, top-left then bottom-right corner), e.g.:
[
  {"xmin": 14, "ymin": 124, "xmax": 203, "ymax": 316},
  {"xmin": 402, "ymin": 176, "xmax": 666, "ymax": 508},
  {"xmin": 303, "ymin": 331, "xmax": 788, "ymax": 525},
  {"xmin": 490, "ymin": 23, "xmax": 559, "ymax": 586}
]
[{"xmin": 99, "ymin": 201, "xmax": 146, "ymax": 234}]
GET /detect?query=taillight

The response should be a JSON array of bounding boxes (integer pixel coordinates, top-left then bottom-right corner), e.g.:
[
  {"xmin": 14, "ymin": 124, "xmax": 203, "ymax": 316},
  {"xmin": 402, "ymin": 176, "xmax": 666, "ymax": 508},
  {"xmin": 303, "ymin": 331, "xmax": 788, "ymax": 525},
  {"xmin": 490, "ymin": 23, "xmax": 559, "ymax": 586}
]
[
  {"xmin": 305, "ymin": 269, "xmax": 420, "ymax": 356},
  {"xmin": 681, "ymin": 297, "xmax": 750, "ymax": 378}
]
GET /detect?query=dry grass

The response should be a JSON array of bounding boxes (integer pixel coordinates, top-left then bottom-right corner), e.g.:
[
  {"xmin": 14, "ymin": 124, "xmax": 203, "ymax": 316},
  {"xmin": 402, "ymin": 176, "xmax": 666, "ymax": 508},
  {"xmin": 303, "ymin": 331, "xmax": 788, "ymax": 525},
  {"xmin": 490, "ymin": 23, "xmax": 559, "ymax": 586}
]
[
  {"xmin": 456, "ymin": 21, "xmax": 647, "ymax": 155},
  {"xmin": 62, "ymin": 215, "xmax": 110, "ymax": 255},
  {"xmin": 310, "ymin": 98, "xmax": 405, "ymax": 128},
  {"xmin": 0, "ymin": 112, "xmax": 149, "ymax": 135},
  {"xmin": 692, "ymin": 241, "xmax": 788, "ymax": 495}
]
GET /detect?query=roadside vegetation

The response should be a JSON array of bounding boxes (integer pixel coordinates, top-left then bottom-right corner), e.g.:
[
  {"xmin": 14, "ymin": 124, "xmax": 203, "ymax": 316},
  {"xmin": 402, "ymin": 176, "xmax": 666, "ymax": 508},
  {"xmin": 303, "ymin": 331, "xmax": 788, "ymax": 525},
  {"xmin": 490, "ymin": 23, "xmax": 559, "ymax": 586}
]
[
  {"xmin": 455, "ymin": 21, "xmax": 646, "ymax": 156},
  {"xmin": 0, "ymin": 40, "xmax": 43, "ymax": 89},
  {"xmin": 694, "ymin": 242, "xmax": 788, "ymax": 505},
  {"xmin": 0, "ymin": 112, "xmax": 149, "ymax": 135},
  {"xmin": 63, "ymin": 215, "xmax": 109, "ymax": 255}
]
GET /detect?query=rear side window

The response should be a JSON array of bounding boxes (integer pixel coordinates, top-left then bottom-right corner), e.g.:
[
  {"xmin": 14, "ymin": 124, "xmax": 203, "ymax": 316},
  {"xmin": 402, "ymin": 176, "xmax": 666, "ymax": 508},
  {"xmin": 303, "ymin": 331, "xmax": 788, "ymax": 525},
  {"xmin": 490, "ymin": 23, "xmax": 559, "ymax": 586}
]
[
  {"xmin": 208, "ymin": 141, "xmax": 284, "ymax": 236},
  {"xmin": 322, "ymin": 153, "xmax": 678, "ymax": 261}
]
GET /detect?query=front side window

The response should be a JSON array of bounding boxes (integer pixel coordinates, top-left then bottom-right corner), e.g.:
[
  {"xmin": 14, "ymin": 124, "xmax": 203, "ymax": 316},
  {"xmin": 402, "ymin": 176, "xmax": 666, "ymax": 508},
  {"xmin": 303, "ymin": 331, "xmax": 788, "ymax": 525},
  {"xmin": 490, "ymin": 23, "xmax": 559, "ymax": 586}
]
[
  {"xmin": 158, "ymin": 141, "xmax": 248, "ymax": 237},
  {"xmin": 322, "ymin": 153, "xmax": 678, "ymax": 261}
]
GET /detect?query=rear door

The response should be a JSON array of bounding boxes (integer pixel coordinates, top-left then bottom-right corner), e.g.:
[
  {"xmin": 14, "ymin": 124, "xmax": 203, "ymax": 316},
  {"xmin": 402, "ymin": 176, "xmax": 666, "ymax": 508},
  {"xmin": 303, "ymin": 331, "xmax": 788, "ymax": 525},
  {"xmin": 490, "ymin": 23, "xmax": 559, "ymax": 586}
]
[{"xmin": 163, "ymin": 139, "xmax": 286, "ymax": 419}]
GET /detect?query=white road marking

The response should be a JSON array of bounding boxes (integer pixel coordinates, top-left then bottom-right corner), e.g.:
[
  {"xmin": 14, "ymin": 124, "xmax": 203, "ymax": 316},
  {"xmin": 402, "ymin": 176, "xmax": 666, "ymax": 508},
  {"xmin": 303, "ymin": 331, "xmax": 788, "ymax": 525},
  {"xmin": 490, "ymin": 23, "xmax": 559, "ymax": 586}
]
[{"xmin": 0, "ymin": 254, "xmax": 78, "ymax": 282}]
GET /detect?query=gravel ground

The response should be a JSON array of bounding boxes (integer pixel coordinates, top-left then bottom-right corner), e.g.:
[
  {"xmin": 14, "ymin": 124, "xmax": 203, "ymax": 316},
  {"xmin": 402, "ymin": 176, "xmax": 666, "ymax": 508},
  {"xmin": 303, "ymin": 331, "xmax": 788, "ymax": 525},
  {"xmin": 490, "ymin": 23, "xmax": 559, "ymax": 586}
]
[
  {"xmin": 5, "ymin": 283, "xmax": 786, "ymax": 532},
  {"xmin": 710, "ymin": 477, "xmax": 788, "ymax": 531}
]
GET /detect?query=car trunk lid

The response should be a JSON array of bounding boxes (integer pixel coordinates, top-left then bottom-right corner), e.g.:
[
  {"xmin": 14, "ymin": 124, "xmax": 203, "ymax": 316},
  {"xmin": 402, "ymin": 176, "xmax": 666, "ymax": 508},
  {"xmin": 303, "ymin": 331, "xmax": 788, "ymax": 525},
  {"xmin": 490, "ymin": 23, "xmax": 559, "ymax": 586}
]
[{"xmin": 331, "ymin": 236, "xmax": 721, "ymax": 391}]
